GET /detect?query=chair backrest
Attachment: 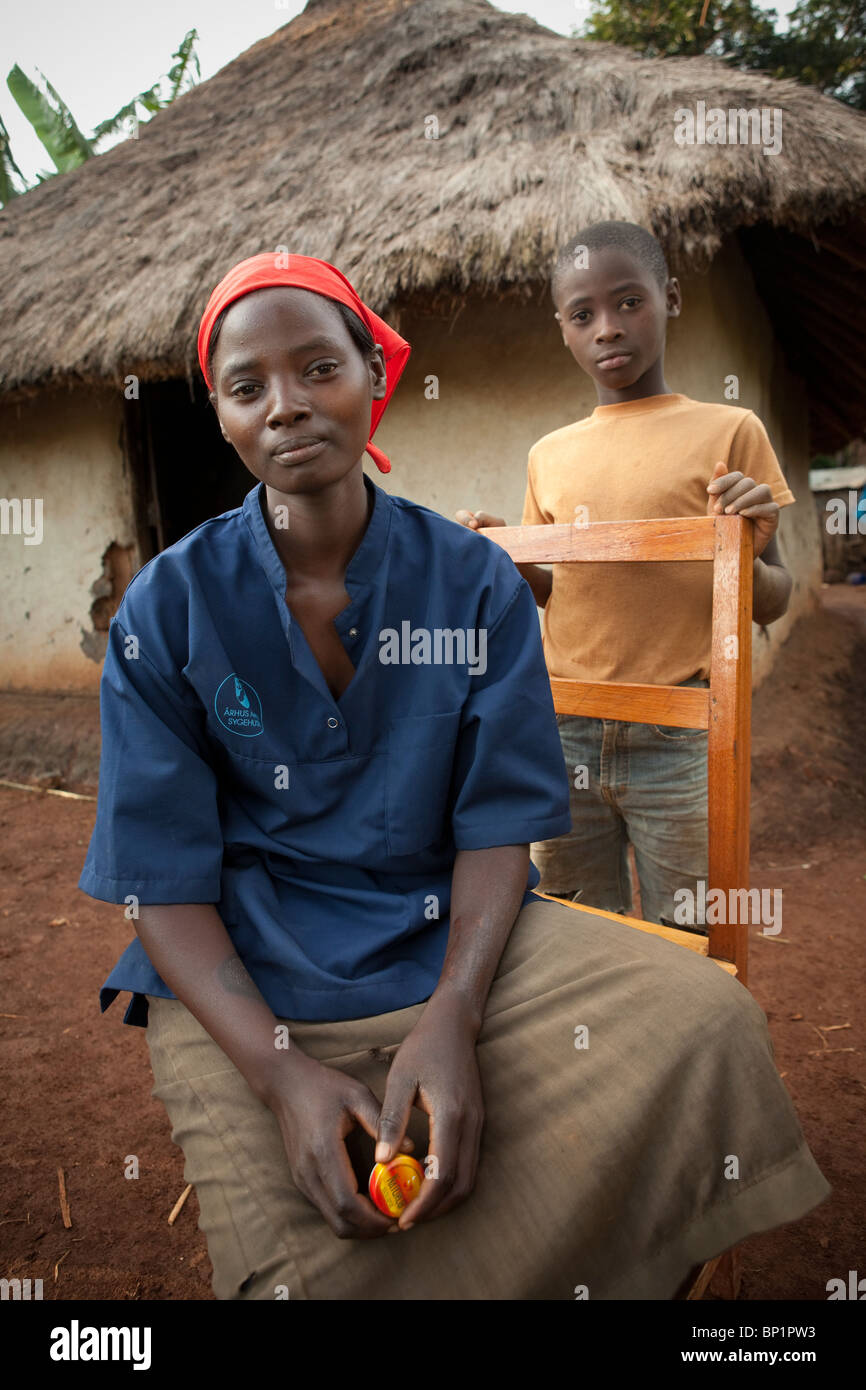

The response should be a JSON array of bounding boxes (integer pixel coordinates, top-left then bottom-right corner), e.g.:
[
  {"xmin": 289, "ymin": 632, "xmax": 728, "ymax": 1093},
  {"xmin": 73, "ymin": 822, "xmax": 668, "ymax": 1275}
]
[{"xmin": 479, "ymin": 514, "xmax": 754, "ymax": 983}]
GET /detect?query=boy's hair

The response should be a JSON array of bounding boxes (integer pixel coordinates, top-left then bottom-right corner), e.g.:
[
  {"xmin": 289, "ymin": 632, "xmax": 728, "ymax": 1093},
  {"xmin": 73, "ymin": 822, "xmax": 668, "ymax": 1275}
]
[
  {"xmin": 206, "ymin": 298, "xmax": 375, "ymax": 389},
  {"xmin": 551, "ymin": 221, "xmax": 669, "ymax": 302}
]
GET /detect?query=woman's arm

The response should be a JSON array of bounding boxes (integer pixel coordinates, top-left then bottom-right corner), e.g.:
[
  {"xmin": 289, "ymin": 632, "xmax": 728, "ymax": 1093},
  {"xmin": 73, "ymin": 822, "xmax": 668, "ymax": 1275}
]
[
  {"xmin": 137, "ymin": 903, "xmax": 395, "ymax": 1239},
  {"xmin": 137, "ymin": 904, "xmax": 285, "ymax": 1094},
  {"xmin": 424, "ymin": 842, "xmax": 531, "ymax": 1035},
  {"xmin": 374, "ymin": 842, "xmax": 530, "ymax": 1229}
]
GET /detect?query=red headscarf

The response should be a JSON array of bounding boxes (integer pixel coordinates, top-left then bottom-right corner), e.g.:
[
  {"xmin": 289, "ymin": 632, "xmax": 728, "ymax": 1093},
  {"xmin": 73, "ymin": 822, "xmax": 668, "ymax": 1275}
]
[{"xmin": 197, "ymin": 252, "xmax": 411, "ymax": 474}]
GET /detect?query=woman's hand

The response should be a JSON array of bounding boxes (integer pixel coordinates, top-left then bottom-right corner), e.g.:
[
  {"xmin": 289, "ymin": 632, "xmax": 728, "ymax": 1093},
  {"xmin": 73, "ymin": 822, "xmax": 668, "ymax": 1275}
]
[
  {"xmin": 375, "ymin": 990, "xmax": 484, "ymax": 1231},
  {"xmin": 266, "ymin": 1049, "xmax": 409, "ymax": 1240},
  {"xmin": 706, "ymin": 461, "xmax": 779, "ymax": 557}
]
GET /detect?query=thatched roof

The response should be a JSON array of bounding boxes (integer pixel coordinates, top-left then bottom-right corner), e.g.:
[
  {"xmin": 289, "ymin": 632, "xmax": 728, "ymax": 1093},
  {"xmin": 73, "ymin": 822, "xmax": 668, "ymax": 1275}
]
[{"xmin": 1, "ymin": 0, "xmax": 864, "ymax": 449}]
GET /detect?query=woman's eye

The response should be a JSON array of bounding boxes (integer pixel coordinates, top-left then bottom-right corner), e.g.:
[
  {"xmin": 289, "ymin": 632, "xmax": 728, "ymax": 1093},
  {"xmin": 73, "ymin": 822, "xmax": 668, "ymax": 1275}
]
[
  {"xmin": 232, "ymin": 383, "xmax": 259, "ymax": 397},
  {"xmin": 308, "ymin": 361, "xmax": 338, "ymax": 377}
]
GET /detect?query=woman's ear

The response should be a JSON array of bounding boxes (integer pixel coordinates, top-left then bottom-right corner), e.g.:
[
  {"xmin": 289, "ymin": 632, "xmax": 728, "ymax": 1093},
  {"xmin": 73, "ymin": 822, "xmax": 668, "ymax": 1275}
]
[{"xmin": 369, "ymin": 344, "xmax": 388, "ymax": 400}]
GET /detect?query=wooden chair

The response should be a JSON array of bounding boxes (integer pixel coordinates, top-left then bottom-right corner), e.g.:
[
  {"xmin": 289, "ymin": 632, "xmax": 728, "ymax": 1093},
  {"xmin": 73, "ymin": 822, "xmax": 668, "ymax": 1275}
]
[
  {"xmin": 480, "ymin": 511, "xmax": 753, "ymax": 980},
  {"xmin": 480, "ymin": 512, "xmax": 755, "ymax": 1298}
]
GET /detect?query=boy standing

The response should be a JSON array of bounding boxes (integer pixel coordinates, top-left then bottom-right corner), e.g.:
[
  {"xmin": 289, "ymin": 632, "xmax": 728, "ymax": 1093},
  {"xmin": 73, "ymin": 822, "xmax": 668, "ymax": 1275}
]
[{"xmin": 457, "ymin": 221, "xmax": 794, "ymax": 925}]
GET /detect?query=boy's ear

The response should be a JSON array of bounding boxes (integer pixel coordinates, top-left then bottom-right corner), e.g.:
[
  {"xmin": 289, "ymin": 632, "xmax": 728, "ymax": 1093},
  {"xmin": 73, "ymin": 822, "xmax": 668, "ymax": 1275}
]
[{"xmin": 666, "ymin": 277, "xmax": 682, "ymax": 319}]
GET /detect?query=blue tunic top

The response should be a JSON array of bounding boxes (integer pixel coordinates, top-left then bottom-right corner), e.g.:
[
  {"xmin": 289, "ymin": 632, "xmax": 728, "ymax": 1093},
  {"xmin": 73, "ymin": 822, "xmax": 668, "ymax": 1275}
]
[{"xmin": 79, "ymin": 474, "xmax": 571, "ymax": 1026}]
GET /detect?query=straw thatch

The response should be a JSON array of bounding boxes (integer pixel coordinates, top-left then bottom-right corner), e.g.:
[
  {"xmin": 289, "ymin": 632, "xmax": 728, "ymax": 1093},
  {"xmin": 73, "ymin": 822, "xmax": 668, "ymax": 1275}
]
[{"xmin": 1, "ymin": 0, "xmax": 864, "ymax": 449}]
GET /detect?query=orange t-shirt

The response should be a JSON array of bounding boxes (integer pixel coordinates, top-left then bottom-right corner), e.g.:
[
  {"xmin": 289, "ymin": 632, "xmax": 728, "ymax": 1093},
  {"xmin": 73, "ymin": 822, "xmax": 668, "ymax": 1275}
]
[{"xmin": 520, "ymin": 394, "xmax": 796, "ymax": 685}]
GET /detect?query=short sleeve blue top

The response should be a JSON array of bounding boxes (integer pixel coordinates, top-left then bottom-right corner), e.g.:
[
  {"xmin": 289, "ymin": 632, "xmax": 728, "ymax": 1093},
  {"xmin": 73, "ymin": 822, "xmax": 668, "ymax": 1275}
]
[{"xmin": 78, "ymin": 475, "xmax": 571, "ymax": 1025}]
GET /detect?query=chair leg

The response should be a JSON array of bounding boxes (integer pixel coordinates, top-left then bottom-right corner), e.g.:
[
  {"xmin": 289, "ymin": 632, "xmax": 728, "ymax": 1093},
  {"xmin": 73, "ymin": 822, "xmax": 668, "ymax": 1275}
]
[
  {"xmin": 706, "ymin": 1246, "xmax": 742, "ymax": 1299},
  {"xmin": 677, "ymin": 1258, "xmax": 720, "ymax": 1300},
  {"xmin": 674, "ymin": 1246, "xmax": 742, "ymax": 1300}
]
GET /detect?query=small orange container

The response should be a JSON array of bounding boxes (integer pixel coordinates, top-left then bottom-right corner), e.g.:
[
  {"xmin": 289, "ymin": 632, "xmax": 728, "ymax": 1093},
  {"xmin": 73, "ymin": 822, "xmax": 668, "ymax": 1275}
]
[{"xmin": 368, "ymin": 1154, "xmax": 424, "ymax": 1217}]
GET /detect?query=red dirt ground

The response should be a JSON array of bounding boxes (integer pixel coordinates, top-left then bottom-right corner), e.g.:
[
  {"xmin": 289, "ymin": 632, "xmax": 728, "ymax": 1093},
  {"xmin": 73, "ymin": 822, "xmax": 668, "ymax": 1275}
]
[{"xmin": 1, "ymin": 587, "xmax": 863, "ymax": 1301}]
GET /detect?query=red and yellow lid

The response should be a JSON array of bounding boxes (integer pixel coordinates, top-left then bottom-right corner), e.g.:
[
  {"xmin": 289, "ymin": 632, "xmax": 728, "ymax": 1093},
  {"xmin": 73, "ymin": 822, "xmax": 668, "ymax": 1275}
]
[{"xmin": 368, "ymin": 1154, "xmax": 424, "ymax": 1217}]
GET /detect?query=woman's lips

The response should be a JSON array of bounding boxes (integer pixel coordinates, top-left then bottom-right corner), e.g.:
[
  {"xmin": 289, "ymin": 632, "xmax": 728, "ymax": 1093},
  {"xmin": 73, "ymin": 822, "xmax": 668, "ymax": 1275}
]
[
  {"xmin": 270, "ymin": 438, "xmax": 327, "ymax": 465},
  {"xmin": 596, "ymin": 354, "xmax": 632, "ymax": 371}
]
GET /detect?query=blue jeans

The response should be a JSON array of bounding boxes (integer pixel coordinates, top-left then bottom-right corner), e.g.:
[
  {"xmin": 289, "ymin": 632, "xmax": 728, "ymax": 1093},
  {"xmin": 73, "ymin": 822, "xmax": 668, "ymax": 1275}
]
[{"xmin": 531, "ymin": 679, "xmax": 709, "ymax": 926}]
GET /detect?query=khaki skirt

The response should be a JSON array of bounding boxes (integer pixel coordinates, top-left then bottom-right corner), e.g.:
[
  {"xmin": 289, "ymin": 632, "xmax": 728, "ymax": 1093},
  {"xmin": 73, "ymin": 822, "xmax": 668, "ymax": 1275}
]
[{"xmin": 144, "ymin": 895, "xmax": 829, "ymax": 1299}]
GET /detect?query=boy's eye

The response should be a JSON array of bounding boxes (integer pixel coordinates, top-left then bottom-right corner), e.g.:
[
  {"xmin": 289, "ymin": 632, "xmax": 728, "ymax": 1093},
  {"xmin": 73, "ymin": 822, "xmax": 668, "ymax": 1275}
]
[
  {"xmin": 621, "ymin": 297, "xmax": 641, "ymax": 309},
  {"xmin": 571, "ymin": 310, "xmax": 590, "ymax": 323}
]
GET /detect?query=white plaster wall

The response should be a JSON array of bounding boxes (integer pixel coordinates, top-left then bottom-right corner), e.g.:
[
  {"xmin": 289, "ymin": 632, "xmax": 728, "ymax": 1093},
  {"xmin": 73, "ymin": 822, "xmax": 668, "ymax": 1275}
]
[
  {"xmin": 0, "ymin": 387, "xmax": 134, "ymax": 693},
  {"xmin": 375, "ymin": 238, "xmax": 822, "ymax": 687},
  {"xmin": 0, "ymin": 238, "xmax": 823, "ymax": 697}
]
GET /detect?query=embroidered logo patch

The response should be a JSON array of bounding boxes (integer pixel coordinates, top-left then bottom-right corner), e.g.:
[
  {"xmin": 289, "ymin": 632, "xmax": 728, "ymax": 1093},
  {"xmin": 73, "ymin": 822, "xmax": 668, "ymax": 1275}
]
[{"xmin": 214, "ymin": 673, "xmax": 264, "ymax": 737}]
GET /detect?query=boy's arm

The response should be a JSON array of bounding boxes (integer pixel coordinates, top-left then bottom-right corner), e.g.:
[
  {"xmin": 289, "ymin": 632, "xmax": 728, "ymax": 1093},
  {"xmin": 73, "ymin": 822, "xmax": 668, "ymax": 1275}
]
[
  {"xmin": 752, "ymin": 534, "xmax": 793, "ymax": 626},
  {"xmin": 454, "ymin": 509, "xmax": 553, "ymax": 608},
  {"xmin": 706, "ymin": 461, "xmax": 792, "ymax": 626}
]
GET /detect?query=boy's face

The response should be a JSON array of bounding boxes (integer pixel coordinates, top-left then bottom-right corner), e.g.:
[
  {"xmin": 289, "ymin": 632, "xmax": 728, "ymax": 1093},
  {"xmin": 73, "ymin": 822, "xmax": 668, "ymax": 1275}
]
[
  {"xmin": 209, "ymin": 287, "xmax": 386, "ymax": 495},
  {"xmin": 553, "ymin": 247, "xmax": 681, "ymax": 398}
]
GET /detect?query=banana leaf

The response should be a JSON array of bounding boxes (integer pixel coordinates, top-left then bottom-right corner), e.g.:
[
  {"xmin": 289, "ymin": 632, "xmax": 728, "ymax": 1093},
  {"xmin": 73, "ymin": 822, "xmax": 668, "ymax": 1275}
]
[
  {"xmin": 6, "ymin": 64, "xmax": 94, "ymax": 173},
  {"xmin": 0, "ymin": 112, "xmax": 27, "ymax": 202},
  {"xmin": 166, "ymin": 29, "xmax": 201, "ymax": 103},
  {"xmin": 92, "ymin": 85, "xmax": 163, "ymax": 142}
]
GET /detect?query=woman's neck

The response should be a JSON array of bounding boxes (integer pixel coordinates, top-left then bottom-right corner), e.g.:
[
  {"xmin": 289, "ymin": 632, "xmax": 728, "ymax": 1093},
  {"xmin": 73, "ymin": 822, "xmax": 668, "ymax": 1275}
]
[{"xmin": 264, "ymin": 467, "xmax": 372, "ymax": 581}]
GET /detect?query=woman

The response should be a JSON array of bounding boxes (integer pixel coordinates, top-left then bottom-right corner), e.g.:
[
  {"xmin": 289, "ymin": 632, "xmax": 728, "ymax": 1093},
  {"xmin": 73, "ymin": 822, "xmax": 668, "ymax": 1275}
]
[{"xmin": 79, "ymin": 252, "xmax": 829, "ymax": 1299}]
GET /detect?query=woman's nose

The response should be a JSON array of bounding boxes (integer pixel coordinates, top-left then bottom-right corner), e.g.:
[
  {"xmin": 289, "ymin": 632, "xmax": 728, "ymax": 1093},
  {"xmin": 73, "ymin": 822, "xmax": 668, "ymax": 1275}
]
[{"xmin": 265, "ymin": 380, "xmax": 312, "ymax": 427}]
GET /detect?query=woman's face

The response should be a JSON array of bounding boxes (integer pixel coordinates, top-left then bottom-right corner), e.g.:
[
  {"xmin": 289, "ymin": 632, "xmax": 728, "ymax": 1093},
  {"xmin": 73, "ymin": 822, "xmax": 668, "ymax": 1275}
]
[{"xmin": 209, "ymin": 286, "xmax": 387, "ymax": 494}]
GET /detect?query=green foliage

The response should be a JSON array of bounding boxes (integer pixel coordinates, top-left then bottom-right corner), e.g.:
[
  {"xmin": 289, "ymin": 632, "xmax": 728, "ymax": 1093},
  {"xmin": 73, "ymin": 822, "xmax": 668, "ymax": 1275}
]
[
  {"xmin": 92, "ymin": 29, "xmax": 201, "ymax": 141},
  {"xmin": 777, "ymin": 1, "xmax": 866, "ymax": 107},
  {"xmin": 2, "ymin": 29, "xmax": 201, "ymax": 204},
  {"xmin": 6, "ymin": 65, "xmax": 94, "ymax": 175},
  {"xmin": 0, "ymin": 112, "xmax": 27, "ymax": 203},
  {"xmin": 165, "ymin": 28, "xmax": 202, "ymax": 104},
  {"xmin": 580, "ymin": 0, "xmax": 866, "ymax": 108},
  {"xmin": 582, "ymin": 0, "xmax": 771, "ymax": 59},
  {"xmin": 91, "ymin": 85, "xmax": 167, "ymax": 144}
]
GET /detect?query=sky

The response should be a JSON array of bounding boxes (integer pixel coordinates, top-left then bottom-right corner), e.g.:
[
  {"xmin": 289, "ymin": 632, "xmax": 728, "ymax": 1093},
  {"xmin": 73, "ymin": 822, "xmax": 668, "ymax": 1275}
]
[{"xmin": 2, "ymin": 0, "xmax": 799, "ymax": 187}]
